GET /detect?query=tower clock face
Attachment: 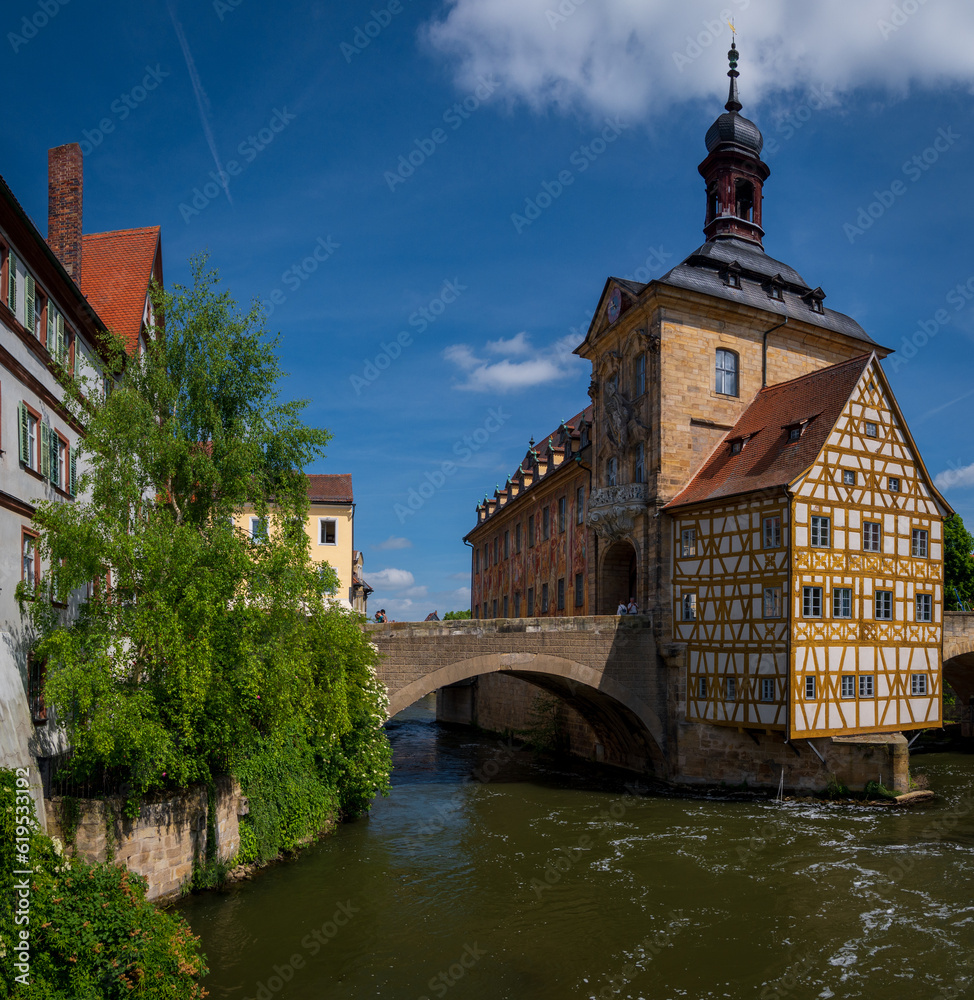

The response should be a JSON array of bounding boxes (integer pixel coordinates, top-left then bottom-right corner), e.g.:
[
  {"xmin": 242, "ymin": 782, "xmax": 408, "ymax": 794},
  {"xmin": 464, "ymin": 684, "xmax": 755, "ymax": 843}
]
[{"xmin": 607, "ymin": 287, "xmax": 622, "ymax": 323}]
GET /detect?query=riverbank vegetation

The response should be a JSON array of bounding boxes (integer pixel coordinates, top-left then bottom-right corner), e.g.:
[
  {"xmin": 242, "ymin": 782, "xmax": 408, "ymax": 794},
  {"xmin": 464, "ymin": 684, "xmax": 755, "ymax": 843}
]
[{"xmin": 20, "ymin": 256, "xmax": 391, "ymax": 863}]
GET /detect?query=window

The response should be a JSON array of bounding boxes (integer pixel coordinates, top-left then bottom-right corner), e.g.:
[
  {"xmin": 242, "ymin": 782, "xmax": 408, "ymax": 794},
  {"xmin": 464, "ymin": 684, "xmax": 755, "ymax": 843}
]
[
  {"xmin": 476, "ymin": 549, "xmax": 480, "ymax": 574},
  {"xmin": 514, "ymin": 593, "xmax": 521, "ymax": 617},
  {"xmin": 875, "ymin": 591, "xmax": 893, "ymax": 621},
  {"xmin": 725, "ymin": 676, "xmax": 736, "ymax": 701},
  {"xmin": 787, "ymin": 426, "xmax": 802, "ymax": 443},
  {"xmin": 760, "ymin": 678, "xmax": 775, "ymax": 703},
  {"xmin": 810, "ymin": 516, "xmax": 831, "ymax": 548},
  {"xmin": 802, "ymin": 587, "xmax": 822, "ymax": 618},
  {"xmin": 503, "ymin": 595, "xmax": 509, "ymax": 618},
  {"xmin": 250, "ymin": 517, "xmax": 268, "ymax": 542},
  {"xmin": 494, "ymin": 538, "xmax": 499, "ymax": 563},
  {"xmin": 484, "ymin": 543, "xmax": 490, "ymax": 568},
  {"xmin": 18, "ymin": 402, "xmax": 39, "ymax": 472},
  {"xmin": 528, "ymin": 515, "xmax": 535, "ymax": 547},
  {"xmin": 912, "ymin": 529, "xmax": 929, "ymax": 558},
  {"xmin": 606, "ymin": 456, "xmax": 618, "ymax": 487},
  {"xmin": 763, "ymin": 516, "xmax": 781, "ymax": 549},
  {"xmin": 859, "ymin": 675, "xmax": 874, "ymax": 698},
  {"xmin": 634, "ymin": 441, "xmax": 645, "ymax": 484},
  {"xmin": 912, "ymin": 674, "xmax": 928, "ymax": 696},
  {"xmin": 574, "ymin": 573, "xmax": 584, "ymax": 608},
  {"xmin": 843, "ymin": 470, "xmax": 856, "ymax": 486},
  {"xmin": 492, "ymin": 599, "xmax": 497, "ymax": 618},
  {"xmin": 515, "ymin": 523, "xmax": 522, "ymax": 554},
  {"xmin": 22, "ymin": 530, "xmax": 38, "ymax": 586},
  {"xmin": 576, "ymin": 486, "xmax": 585, "ymax": 525},
  {"xmin": 54, "ymin": 433, "xmax": 67, "ymax": 490},
  {"xmin": 558, "ymin": 497, "xmax": 566, "ymax": 532},
  {"xmin": 805, "ymin": 676, "xmax": 816, "ymax": 699},
  {"xmin": 504, "ymin": 530, "xmax": 510, "ymax": 559},
  {"xmin": 715, "ymin": 349, "xmax": 739, "ymax": 396},
  {"xmin": 319, "ymin": 518, "xmax": 337, "ymax": 545},
  {"xmin": 888, "ymin": 477, "xmax": 901, "ymax": 493},
  {"xmin": 833, "ymin": 588, "xmax": 853, "ymax": 618},
  {"xmin": 863, "ymin": 521, "xmax": 881, "ymax": 553},
  {"xmin": 763, "ymin": 587, "xmax": 782, "ymax": 619},
  {"xmin": 48, "ymin": 306, "xmax": 68, "ymax": 363},
  {"xmin": 557, "ymin": 578, "xmax": 565, "ymax": 611},
  {"xmin": 635, "ymin": 353, "xmax": 646, "ymax": 396},
  {"xmin": 841, "ymin": 675, "xmax": 855, "ymax": 699},
  {"xmin": 681, "ymin": 528, "xmax": 697, "ymax": 558},
  {"xmin": 916, "ymin": 593, "xmax": 933, "ymax": 623},
  {"xmin": 527, "ymin": 588, "xmax": 535, "ymax": 616},
  {"xmin": 864, "ymin": 421, "xmax": 878, "ymax": 438},
  {"xmin": 698, "ymin": 676, "xmax": 707, "ymax": 699},
  {"xmin": 543, "ymin": 508, "xmax": 550, "ymax": 540},
  {"xmin": 731, "ymin": 440, "xmax": 743, "ymax": 455},
  {"xmin": 541, "ymin": 583, "xmax": 549, "ymax": 613},
  {"xmin": 682, "ymin": 593, "xmax": 697, "ymax": 621}
]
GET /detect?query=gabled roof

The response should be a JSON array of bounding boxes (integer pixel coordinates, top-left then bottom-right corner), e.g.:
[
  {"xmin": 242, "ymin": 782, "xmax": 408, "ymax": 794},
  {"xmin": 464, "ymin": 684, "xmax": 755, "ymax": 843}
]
[
  {"xmin": 665, "ymin": 354, "xmax": 873, "ymax": 509},
  {"xmin": 81, "ymin": 227, "xmax": 160, "ymax": 353},
  {"xmin": 307, "ymin": 473, "xmax": 353, "ymax": 504}
]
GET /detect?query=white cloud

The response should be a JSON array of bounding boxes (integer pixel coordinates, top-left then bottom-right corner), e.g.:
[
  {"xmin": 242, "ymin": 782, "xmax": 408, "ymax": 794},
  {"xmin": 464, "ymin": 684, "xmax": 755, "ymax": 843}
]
[
  {"xmin": 366, "ymin": 568, "xmax": 415, "ymax": 589},
  {"xmin": 444, "ymin": 332, "xmax": 584, "ymax": 392},
  {"xmin": 935, "ymin": 463, "xmax": 974, "ymax": 491},
  {"xmin": 423, "ymin": 1, "xmax": 974, "ymax": 122},
  {"xmin": 373, "ymin": 535, "xmax": 413, "ymax": 550}
]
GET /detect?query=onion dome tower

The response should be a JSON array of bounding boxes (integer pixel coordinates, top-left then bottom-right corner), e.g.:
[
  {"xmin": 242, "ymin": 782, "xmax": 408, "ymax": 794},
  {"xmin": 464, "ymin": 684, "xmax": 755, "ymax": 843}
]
[{"xmin": 698, "ymin": 40, "xmax": 770, "ymax": 247}]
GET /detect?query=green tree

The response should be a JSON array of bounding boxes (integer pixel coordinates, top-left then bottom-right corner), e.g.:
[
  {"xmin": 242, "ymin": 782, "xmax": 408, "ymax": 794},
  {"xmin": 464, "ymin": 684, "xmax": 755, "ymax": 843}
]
[
  {"xmin": 945, "ymin": 514, "xmax": 974, "ymax": 610},
  {"xmin": 21, "ymin": 255, "xmax": 390, "ymax": 826},
  {"xmin": 442, "ymin": 609, "xmax": 471, "ymax": 620}
]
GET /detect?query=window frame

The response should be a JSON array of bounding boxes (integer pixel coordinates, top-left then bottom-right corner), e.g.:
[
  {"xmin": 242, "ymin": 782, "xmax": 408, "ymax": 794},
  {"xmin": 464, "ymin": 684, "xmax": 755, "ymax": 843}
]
[
  {"xmin": 760, "ymin": 678, "xmax": 775, "ymax": 703},
  {"xmin": 805, "ymin": 676, "xmax": 816, "ymax": 700},
  {"xmin": 543, "ymin": 507, "xmax": 550, "ymax": 540},
  {"xmin": 681, "ymin": 592, "xmax": 697, "ymax": 621},
  {"xmin": 528, "ymin": 515, "xmax": 535, "ymax": 548},
  {"xmin": 681, "ymin": 528, "xmax": 697, "ymax": 558},
  {"xmin": 763, "ymin": 586, "xmax": 782, "ymax": 619},
  {"xmin": 912, "ymin": 529, "xmax": 929, "ymax": 558},
  {"xmin": 634, "ymin": 352, "xmax": 646, "ymax": 397},
  {"xmin": 859, "ymin": 674, "xmax": 874, "ymax": 698},
  {"xmin": 22, "ymin": 528, "xmax": 39, "ymax": 587},
  {"xmin": 515, "ymin": 523, "xmax": 522, "ymax": 554},
  {"xmin": 557, "ymin": 577, "xmax": 565, "ymax": 611},
  {"xmin": 527, "ymin": 587, "xmax": 535, "ymax": 616},
  {"xmin": 574, "ymin": 572, "xmax": 584, "ymax": 608},
  {"xmin": 802, "ymin": 586, "xmax": 823, "ymax": 618},
  {"xmin": 763, "ymin": 515, "xmax": 781, "ymax": 549},
  {"xmin": 634, "ymin": 441, "xmax": 646, "ymax": 484},
  {"xmin": 843, "ymin": 470, "xmax": 856, "ymax": 486},
  {"xmin": 840, "ymin": 675, "xmax": 855, "ymax": 699},
  {"xmin": 576, "ymin": 486, "xmax": 585, "ymax": 525},
  {"xmin": 916, "ymin": 593, "xmax": 933, "ymax": 623},
  {"xmin": 541, "ymin": 583, "xmax": 549, "ymax": 614},
  {"xmin": 875, "ymin": 590, "xmax": 894, "ymax": 621},
  {"xmin": 833, "ymin": 588, "xmax": 853, "ymax": 619},
  {"xmin": 862, "ymin": 521, "xmax": 881, "ymax": 553},
  {"xmin": 725, "ymin": 676, "xmax": 737, "ymax": 701},
  {"xmin": 251, "ymin": 516, "xmax": 269, "ymax": 543},
  {"xmin": 715, "ymin": 348, "xmax": 739, "ymax": 397},
  {"xmin": 318, "ymin": 517, "xmax": 337, "ymax": 545},
  {"xmin": 911, "ymin": 674, "xmax": 927, "ymax": 696},
  {"xmin": 810, "ymin": 515, "xmax": 831, "ymax": 548},
  {"xmin": 888, "ymin": 476, "xmax": 901, "ymax": 493},
  {"xmin": 558, "ymin": 496, "xmax": 566, "ymax": 533},
  {"xmin": 606, "ymin": 456, "xmax": 618, "ymax": 488}
]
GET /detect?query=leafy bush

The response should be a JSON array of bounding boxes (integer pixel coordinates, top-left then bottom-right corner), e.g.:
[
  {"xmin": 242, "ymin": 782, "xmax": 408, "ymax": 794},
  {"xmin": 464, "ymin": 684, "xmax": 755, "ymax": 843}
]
[{"xmin": 0, "ymin": 770, "xmax": 207, "ymax": 999}]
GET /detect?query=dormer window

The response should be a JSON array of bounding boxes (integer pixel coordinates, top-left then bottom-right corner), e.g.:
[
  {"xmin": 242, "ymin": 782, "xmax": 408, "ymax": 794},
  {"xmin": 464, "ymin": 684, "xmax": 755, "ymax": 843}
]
[
  {"xmin": 768, "ymin": 274, "xmax": 784, "ymax": 301},
  {"xmin": 731, "ymin": 440, "xmax": 742, "ymax": 455},
  {"xmin": 723, "ymin": 261, "xmax": 742, "ymax": 289},
  {"xmin": 788, "ymin": 427, "xmax": 802, "ymax": 442},
  {"xmin": 803, "ymin": 287, "xmax": 826, "ymax": 314}
]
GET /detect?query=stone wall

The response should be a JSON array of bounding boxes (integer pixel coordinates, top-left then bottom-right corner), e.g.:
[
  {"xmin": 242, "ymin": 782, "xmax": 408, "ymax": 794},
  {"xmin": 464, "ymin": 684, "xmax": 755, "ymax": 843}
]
[{"xmin": 45, "ymin": 777, "xmax": 245, "ymax": 902}]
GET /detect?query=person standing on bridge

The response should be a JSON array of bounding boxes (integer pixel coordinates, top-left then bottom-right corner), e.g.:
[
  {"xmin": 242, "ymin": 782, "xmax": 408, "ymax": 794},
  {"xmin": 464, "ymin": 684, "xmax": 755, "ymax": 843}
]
[
  {"xmin": 627, "ymin": 597, "xmax": 639, "ymax": 615},
  {"xmin": 374, "ymin": 609, "xmax": 388, "ymax": 623},
  {"xmin": 616, "ymin": 600, "xmax": 628, "ymax": 615}
]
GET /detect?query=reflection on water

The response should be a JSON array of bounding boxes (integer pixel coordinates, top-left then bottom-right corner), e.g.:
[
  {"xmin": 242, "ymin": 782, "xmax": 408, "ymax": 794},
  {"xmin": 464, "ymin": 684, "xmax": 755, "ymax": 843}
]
[{"xmin": 179, "ymin": 695, "xmax": 974, "ymax": 999}]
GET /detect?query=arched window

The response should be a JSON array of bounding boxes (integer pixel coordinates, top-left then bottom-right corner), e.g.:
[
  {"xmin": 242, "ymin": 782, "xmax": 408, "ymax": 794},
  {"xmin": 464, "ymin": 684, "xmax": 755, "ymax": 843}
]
[
  {"xmin": 606, "ymin": 456, "xmax": 618, "ymax": 487},
  {"xmin": 735, "ymin": 179, "xmax": 754, "ymax": 222},
  {"xmin": 715, "ymin": 349, "xmax": 739, "ymax": 396}
]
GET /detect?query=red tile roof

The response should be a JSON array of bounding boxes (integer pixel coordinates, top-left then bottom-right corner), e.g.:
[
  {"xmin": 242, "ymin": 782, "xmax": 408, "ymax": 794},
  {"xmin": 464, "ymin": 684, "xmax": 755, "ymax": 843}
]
[
  {"xmin": 81, "ymin": 227, "xmax": 160, "ymax": 353},
  {"xmin": 307, "ymin": 474, "xmax": 353, "ymax": 504},
  {"xmin": 665, "ymin": 354, "xmax": 874, "ymax": 509}
]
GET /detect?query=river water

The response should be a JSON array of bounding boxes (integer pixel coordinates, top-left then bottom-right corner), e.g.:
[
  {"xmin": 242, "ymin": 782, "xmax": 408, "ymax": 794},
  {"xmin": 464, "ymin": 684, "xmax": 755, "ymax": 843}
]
[{"xmin": 179, "ymin": 696, "xmax": 974, "ymax": 1000}]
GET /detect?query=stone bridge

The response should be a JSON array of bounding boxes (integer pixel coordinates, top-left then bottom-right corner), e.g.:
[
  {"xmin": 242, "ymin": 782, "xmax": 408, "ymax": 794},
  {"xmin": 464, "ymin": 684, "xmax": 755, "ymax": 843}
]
[
  {"xmin": 944, "ymin": 611, "xmax": 974, "ymax": 736},
  {"xmin": 365, "ymin": 616, "xmax": 677, "ymax": 773}
]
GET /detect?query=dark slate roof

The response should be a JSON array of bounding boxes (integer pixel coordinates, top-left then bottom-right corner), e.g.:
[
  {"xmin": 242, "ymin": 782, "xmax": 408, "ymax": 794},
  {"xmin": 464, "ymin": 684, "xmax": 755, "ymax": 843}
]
[
  {"xmin": 705, "ymin": 112, "xmax": 763, "ymax": 155},
  {"xmin": 664, "ymin": 354, "xmax": 873, "ymax": 509},
  {"xmin": 657, "ymin": 237, "xmax": 882, "ymax": 348}
]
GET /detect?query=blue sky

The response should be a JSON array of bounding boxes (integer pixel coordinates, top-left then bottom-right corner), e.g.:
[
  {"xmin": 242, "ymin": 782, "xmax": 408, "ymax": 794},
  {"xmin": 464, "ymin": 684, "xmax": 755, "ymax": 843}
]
[{"xmin": 4, "ymin": 0, "xmax": 974, "ymax": 618}]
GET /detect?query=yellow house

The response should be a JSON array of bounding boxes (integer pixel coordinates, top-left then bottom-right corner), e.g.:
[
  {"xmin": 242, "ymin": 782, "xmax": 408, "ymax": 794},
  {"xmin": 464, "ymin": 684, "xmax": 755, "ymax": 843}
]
[{"xmin": 235, "ymin": 473, "xmax": 367, "ymax": 612}]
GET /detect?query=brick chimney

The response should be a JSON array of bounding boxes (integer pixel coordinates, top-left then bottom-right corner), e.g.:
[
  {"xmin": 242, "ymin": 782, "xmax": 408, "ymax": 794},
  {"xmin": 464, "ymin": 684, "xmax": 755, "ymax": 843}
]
[{"xmin": 48, "ymin": 143, "xmax": 83, "ymax": 284}]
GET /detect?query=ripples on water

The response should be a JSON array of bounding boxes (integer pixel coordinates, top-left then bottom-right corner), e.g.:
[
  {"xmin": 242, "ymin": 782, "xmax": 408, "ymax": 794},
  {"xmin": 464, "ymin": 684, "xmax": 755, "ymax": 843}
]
[{"xmin": 179, "ymin": 696, "xmax": 974, "ymax": 1000}]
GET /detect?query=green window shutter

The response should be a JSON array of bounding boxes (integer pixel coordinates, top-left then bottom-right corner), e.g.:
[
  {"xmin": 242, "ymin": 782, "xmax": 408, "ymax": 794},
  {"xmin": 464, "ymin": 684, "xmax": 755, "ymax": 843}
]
[
  {"xmin": 18, "ymin": 403, "xmax": 28, "ymax": 464},
  {"xmin": 55, "ymin": 313, "xmax": 65, "ymax": 363},
  {"xmin": 40, "ymin": 422, "xmax": 50, "ymax": 481},
  {"xmin": 8, "ymin": 253, "xmax": 17, "ymax": 312},
  {"xmin": 69, "ymin": 447, "xmax": 77, "ymax": 497},
  {"xmin": 24, "ymin": 274, "xmax": 35, "ymax": 333},
  {"xmin": 49, "ymin": 428, "xmax": 60, "ymax": 486},
  {"xmin": 48, "ymin": 304, "xmax": 55, "ymax": 346}
]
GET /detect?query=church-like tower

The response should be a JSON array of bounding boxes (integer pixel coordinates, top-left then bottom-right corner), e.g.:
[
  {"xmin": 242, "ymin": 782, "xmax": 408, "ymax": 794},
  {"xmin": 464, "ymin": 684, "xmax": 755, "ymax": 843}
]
[{"xmin": 698, "ymin": 41, "xmax": 770, "ymax": 247}]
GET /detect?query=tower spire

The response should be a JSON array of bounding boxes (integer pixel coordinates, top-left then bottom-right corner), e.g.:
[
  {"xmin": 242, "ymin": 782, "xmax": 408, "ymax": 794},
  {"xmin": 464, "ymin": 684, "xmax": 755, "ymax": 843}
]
[{"xmin": 725, "ymin": 39, "xmax": 742, "ymax": 113}]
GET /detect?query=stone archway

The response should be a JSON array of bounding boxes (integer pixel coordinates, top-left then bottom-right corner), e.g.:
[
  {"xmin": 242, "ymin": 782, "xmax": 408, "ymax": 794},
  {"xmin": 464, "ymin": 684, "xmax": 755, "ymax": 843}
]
[{"xmin": 599, "ymin": 539, "xmax": 637, "ymax": 615}]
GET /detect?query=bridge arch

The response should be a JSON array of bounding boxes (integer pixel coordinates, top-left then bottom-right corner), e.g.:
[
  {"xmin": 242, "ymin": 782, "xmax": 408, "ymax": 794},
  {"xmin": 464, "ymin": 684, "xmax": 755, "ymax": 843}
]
[
  {"xmin": 387, "ymin": 651, "xmax": 666, "ymax": 771},
  {"xmin": 943, "ymin": 613, "xmax": 974, "ymax": 715}
]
